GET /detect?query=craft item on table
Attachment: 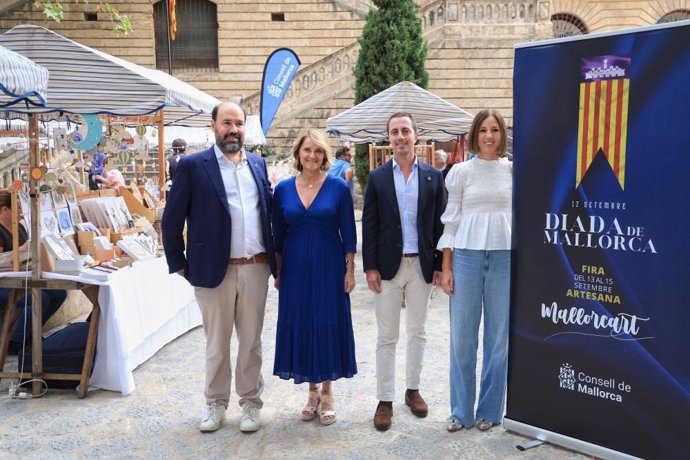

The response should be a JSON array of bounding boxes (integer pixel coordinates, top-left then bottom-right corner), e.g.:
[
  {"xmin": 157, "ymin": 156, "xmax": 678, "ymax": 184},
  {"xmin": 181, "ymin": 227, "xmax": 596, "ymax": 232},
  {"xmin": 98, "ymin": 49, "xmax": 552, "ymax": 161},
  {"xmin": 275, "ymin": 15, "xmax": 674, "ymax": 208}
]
[
  {"xmin": 41, "ymin": 211, "xmax": 59, "ymax": 236},
  {"xmin": 116, "ymin": 196, "xmax": 134, "ymax": 227},
  {"xmin": 116, "ymin": 237, "xmax": 154, "ymax": 261},
  {"xmin": 52, "ymin": 189, "xmax": 66, "ymax": 208},
  {"xmin": 93, "ymin": 236, "xmax": 112, "ymax": 250},
  {"xmin": 70, "ymin": 207, "xmax": 83, "ymax": 225},
  {"xmin": 42, "ymin": 234, "xmax": 77, "ymax": 261},
  {"xmin": 40, "ymin": 190, "xmax": 53, "ymax": 211},
  {"xmin": 78, "ymin": 266, "xmax": 112, "ymax": 281},
  {"xmin": 75, "ymin": 222, "xmax": 101, "ymax": 235},
  {"xmin": 56, "ymin": 206, "xmax": 75, "ymax": 235}
]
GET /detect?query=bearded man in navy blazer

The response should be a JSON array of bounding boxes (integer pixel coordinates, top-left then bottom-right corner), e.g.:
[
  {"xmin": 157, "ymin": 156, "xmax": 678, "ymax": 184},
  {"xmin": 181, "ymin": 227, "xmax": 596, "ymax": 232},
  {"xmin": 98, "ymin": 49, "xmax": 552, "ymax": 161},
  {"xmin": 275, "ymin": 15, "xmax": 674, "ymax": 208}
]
[
  {"xmin": 162, "ymin": 102, "xmax": 276, "ymax": 434},
  {"xmin": 362, "ymin": 112, "xmax": 446, "ymax": 431}
]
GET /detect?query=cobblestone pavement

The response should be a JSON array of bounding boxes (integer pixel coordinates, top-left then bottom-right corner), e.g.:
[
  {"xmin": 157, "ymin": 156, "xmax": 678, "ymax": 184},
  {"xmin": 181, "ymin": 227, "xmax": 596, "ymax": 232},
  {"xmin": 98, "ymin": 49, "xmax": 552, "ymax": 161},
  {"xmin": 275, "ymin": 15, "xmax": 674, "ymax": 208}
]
[{"xmin": 0, "ymin": 213, "xmax": 588, "ymax": 459}]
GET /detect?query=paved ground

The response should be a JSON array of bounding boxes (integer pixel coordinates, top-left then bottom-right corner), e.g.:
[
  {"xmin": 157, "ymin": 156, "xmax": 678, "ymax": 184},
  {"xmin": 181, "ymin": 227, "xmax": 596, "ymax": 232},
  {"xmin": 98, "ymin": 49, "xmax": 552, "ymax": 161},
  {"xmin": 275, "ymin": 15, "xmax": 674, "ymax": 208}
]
[{"xmin": 0, "ymin": 213, "xmax": 589, "ymax": 459}]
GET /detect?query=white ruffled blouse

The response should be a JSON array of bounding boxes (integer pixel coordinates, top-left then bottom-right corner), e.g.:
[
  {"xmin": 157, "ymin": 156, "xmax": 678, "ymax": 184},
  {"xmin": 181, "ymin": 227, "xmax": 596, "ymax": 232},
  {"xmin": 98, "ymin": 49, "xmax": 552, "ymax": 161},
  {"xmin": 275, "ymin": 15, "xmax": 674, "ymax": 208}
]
[{"xmin": 437, "ymin": 157, "xmax": 512, "ymax": 250}]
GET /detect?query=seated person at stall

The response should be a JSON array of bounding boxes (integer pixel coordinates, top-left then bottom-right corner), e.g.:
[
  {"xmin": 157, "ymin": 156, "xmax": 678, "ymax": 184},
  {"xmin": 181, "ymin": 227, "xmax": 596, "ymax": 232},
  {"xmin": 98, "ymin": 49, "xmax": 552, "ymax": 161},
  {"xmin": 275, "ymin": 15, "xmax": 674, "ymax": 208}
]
[{"xmin": 0, "ymin": 190, "xmax": 67, "ymax": 354}]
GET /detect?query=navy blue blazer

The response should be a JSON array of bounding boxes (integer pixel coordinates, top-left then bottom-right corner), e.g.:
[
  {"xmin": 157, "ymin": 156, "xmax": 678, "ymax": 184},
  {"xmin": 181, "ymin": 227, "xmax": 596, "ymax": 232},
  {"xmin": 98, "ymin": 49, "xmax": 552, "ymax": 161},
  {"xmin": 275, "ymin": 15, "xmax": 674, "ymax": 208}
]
[
  {"xmin": 362, "ymin": 159, "xmax": 446, "ymax": 283},
  {"xmin": 162, "ymin": 147, "xmax": 277, "ymax": 288}
]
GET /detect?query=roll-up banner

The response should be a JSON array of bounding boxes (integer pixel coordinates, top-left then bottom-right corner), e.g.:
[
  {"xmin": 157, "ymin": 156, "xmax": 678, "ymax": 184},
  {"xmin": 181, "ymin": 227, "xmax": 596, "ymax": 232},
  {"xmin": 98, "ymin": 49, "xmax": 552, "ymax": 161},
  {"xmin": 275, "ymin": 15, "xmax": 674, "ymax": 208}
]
[
  {"xmin": 507, "ymin": 21, "xmax": 690, "ymax": 460},
  {"xmin": 259, "ymin": 48, "xmax": 300, "ymax": 135}
]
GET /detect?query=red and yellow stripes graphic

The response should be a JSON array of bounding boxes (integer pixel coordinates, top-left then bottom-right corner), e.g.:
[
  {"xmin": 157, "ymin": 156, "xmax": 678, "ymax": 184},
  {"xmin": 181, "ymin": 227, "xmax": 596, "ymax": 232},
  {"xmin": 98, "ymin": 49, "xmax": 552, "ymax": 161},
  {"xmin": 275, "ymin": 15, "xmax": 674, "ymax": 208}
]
[
  {"xmin": 576, "ymin": 78, "xmax": 629, "ymax": 189},
  {"xmin": 169, "ymin": 0, "xmax": 177, "ymax": 40}
]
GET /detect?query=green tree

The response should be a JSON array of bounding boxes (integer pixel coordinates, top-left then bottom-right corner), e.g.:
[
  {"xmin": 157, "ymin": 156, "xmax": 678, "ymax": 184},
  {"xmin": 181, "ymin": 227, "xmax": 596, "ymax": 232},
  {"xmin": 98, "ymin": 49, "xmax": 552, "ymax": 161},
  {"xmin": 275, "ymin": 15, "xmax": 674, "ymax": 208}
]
[
  {"xmin": 353, "ymin": 0, "xmax": 428, "ymax": 189},
  {"xmin": 34, "ymin": 1, "xmax": 132, "ymax": 35}
]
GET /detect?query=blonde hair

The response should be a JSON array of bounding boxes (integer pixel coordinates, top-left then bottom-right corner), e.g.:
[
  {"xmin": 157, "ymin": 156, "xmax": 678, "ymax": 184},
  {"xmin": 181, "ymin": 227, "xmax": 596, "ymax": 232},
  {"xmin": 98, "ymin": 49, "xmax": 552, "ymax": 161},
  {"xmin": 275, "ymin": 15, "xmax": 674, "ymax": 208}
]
[{"xmin": 291, "ymin": 129, "xmax": 332, "ymax": 172}]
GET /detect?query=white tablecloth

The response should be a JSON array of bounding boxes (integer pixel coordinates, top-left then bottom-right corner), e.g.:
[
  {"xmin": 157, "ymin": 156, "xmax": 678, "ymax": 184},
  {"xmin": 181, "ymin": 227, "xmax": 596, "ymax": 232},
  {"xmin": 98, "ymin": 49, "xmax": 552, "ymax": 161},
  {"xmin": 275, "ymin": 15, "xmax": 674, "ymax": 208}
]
[{"xmin": 41, "ymin": 258, "xmax": 201, "ymax": 394}]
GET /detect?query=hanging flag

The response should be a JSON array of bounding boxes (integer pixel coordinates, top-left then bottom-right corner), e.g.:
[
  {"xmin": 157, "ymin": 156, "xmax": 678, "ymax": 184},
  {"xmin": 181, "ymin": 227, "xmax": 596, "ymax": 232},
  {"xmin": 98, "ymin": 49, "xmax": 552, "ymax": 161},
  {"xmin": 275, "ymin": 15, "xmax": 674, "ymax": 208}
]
[
  {"xmin": 260, "ymin": 48, "xmax": 301, "ymax": 135},
  {"xmin": 169, "ymin": 0, "xmax": 177, "ymax": 40},
  {"xmin": 576, "ymin": 55, "xmax": 630, "ymax": 189}
]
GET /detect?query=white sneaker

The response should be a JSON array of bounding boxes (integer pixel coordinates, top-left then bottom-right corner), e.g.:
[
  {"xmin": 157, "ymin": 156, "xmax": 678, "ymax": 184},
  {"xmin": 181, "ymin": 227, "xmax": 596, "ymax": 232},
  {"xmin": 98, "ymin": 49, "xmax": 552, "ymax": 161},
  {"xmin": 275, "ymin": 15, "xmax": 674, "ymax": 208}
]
[
  {"xmin": 199, "ymin": 402, "xmax": 226, "ymax": 432},
  {"xmin": 239, "ymin": 404, "xmax": 261, "ymax": 432}
]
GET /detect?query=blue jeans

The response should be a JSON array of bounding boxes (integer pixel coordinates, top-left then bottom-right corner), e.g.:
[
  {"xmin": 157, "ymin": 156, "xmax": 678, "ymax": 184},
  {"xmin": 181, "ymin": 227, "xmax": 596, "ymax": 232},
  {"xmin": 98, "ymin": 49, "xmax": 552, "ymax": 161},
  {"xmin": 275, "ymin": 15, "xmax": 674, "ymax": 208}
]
[
  {"xmin": 449, "ymin": 249, "xmax": 510, "ymax": 426},
  {"xmin": 0, "ymin": 288, "xmax": 67, "ymax": 351}
]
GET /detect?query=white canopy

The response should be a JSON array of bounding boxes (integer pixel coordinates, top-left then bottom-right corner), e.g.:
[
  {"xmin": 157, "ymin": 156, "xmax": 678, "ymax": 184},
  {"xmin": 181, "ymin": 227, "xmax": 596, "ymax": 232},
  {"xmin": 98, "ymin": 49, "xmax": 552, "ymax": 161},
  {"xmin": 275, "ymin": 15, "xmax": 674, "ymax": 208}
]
[
  {"xmin": 0, "ymin": 24, "xmax": 219, "ymax": 126},
  {"xmin": 327, "ymin": 81, "xmax": 475, "ymax": 143},
  {"xmin": 0, "ymin": 44, "xmax": 49, "ymax": 108}
]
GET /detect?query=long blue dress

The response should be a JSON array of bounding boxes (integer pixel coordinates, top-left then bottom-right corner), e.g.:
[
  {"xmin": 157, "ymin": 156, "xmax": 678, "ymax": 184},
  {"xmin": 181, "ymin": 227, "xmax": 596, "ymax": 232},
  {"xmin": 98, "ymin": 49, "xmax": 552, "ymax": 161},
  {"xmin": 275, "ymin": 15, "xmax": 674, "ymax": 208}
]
[{"xmin": 273, "ymin": 175, "xmax": 357, "ymax": 383}]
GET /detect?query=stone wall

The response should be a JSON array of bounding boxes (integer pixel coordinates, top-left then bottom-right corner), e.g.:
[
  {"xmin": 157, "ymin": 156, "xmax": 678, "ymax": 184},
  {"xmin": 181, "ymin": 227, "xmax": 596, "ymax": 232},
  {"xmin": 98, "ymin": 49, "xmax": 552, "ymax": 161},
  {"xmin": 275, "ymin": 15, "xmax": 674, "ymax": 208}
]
[{"xmin": 1, "ymin": 0, "xmax": 688, "ymax": 153}]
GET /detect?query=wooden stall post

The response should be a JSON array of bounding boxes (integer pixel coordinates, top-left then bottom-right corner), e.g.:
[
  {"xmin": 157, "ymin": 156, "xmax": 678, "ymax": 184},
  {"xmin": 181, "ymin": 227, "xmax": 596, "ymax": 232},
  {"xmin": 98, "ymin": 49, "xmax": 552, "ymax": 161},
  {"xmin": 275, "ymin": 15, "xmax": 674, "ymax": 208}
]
[
  {"xmin": 28, "ymin": 114, "xmax": 44, "ymax": 396},
  {"xmin": 157, "ymin": 110, "xmax": 166, "ymax": 201}
]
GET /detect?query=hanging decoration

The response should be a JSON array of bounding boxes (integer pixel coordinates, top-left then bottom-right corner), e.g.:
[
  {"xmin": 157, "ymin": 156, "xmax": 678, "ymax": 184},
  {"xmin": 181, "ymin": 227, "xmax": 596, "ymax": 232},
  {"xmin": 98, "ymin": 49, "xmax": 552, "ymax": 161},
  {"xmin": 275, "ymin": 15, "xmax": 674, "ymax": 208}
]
[{"xmin": 70, "ymin": 114, "xmax": 103, "ymax": 151}]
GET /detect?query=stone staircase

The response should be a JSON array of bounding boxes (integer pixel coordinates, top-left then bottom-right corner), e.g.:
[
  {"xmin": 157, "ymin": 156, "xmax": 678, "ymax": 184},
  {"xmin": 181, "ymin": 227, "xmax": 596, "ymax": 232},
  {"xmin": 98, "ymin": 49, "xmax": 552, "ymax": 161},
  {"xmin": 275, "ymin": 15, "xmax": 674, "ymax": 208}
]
[{"xmin": 243, "ymin": 0, "xmax": 549, "ymax": 154}]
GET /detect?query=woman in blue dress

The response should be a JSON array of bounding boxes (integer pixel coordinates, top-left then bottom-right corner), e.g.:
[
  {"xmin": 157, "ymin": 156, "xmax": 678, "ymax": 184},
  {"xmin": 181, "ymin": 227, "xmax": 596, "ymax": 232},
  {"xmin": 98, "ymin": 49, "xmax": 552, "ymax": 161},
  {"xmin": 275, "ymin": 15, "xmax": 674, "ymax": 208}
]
[{"xmin": 273, "ymin": 129, "xmax": 357, "ymax": 426}]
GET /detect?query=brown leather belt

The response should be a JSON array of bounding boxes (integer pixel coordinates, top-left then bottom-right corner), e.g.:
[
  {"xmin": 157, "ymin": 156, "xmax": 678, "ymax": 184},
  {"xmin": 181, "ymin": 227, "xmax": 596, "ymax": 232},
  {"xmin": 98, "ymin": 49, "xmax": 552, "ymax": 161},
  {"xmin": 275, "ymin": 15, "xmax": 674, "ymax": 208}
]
[
  {"xmin": 229, "ymin": 253, "xmax": 268, "ymax": 265},
  {"xmin": 403, "ymin": 253, "xmax": 419, "ymax": 258}
]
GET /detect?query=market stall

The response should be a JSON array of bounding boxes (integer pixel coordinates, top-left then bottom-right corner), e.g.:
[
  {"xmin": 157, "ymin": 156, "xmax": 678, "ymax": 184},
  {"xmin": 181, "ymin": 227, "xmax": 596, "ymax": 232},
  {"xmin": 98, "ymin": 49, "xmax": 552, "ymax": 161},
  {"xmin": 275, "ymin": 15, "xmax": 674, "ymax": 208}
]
[{"xmin": 0, "ymin": 24, "xmax": 217, "ymax": 397}]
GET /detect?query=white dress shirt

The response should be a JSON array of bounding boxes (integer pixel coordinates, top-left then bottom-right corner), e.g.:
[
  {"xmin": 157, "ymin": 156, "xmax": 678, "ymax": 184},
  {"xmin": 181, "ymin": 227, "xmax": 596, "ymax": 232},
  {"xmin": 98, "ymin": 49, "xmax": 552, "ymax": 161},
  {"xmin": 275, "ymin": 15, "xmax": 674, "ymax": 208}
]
[{"xmin": 214, "ymin": 146, "xmax": 265, "ymax": 258}]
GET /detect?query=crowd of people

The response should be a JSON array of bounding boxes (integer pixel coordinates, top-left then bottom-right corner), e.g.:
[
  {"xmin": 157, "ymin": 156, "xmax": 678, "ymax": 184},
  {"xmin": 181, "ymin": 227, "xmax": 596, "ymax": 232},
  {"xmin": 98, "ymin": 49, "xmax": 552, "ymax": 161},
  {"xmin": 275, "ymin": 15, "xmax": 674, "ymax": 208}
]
[{"xmin": 161, "ymin": 101, "xmax": 512, "ymax": 435}]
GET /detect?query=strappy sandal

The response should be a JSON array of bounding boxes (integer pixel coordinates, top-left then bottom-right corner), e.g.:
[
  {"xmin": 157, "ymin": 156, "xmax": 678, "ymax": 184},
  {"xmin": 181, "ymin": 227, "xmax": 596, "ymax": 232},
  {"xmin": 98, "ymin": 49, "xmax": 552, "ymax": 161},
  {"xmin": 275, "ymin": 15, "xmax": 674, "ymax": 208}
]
[
  {"xmin": 319, "ymin": 393, "xmax": 336, "ymax": 426},
  {"xmin": 300, "ymin": 387, "xmax": 321, "ymax": 421}
]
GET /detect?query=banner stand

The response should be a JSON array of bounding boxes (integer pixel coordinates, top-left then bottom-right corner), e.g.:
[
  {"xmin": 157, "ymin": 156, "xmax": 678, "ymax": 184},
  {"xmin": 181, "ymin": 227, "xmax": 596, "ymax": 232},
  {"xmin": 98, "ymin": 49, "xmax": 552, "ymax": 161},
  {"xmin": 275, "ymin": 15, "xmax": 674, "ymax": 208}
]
[{"xmin": 504, "ymin": 420, "xmax": 642, "ymax": 460}]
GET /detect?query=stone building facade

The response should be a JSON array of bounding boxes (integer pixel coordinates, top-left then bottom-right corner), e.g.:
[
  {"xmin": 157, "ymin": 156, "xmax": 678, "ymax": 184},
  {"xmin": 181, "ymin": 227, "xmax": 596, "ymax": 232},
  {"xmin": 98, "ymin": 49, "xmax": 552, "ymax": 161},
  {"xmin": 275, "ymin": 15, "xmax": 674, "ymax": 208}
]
[{"xmin": 0, "ymin": 0, "xmax": 688, "ymax": 154}]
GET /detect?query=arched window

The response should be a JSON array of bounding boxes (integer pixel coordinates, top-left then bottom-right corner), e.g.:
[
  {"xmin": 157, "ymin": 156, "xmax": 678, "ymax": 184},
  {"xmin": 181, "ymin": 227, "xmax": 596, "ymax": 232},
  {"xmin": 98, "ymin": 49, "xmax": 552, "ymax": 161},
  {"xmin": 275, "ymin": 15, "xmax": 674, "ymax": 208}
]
[
  {"xmin": 153, "ymin": 0, "xmax": 219, "ymax": 73},
  {"xmin": 551, "ymin": 13, "xmax": 588, "ymax": 38},
  {"xmin": 657, "ymin": 9, "xmax": 690, "ymax": 23}
]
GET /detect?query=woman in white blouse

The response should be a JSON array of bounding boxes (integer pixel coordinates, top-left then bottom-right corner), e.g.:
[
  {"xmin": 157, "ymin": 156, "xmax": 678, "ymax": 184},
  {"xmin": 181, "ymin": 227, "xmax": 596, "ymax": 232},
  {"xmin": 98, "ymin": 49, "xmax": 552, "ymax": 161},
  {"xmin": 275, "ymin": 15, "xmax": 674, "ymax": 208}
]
[{"xmin": 438, "ymin": 109, "xmax": 512, "ymax": 432}]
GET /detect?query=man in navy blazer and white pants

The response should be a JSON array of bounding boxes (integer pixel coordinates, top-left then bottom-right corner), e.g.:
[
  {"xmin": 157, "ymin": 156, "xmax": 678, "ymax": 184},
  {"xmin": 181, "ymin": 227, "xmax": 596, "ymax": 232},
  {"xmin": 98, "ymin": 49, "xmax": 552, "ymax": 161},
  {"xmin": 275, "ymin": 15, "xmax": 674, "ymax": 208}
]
[
  {"xmin": 162, "ymin": 102, "xmax": 277, "ymax": 433},
  {"xmin": 362, "ymin": 112, "xmax": 446, "ymax": 431}
]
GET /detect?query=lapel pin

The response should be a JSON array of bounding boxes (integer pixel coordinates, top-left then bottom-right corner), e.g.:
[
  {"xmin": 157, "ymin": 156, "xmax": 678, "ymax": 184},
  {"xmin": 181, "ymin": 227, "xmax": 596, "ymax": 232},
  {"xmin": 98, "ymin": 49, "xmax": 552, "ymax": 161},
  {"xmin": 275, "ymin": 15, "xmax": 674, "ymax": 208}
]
[{"xmin": 427, "ymin": 176, "xmax": 431, "ymax": 181}]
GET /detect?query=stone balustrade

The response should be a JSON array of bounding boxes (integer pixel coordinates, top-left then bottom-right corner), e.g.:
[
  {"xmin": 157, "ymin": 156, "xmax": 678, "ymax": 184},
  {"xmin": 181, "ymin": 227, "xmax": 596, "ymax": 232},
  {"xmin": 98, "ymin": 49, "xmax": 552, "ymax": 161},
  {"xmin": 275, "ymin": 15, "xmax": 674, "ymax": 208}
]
[{"xmin": 244, "ymin": 0, "xmax": 549, "ymax": 121}]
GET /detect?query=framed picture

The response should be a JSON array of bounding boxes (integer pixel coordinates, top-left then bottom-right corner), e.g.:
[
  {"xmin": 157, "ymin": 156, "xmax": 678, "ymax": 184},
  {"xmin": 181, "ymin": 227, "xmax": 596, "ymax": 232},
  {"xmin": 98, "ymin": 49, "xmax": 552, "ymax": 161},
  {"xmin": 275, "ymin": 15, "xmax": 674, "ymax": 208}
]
[
  {"xmin": 41, "ymin": 211, "xmax": 59, "ymax": 236},
  {"xmin": 52, "ymin": 191, "xmax": 67, "ymax": 208},
  {"xmin": 42, "ymin": 234, "xmax": 76, "ymax": 261},
  {"xmin": 56, "ymin": 206, "xmax": 75, "ymax": 235},
  {"xmin": 40, "ymin": 191, "xmax": 53, "ymax": 212},
  {"xmin": 70, "ymin": 206, "xmax": 83, "ymax": 224},
  {"xmin": 116, "ymin": 238, "xmax": 154, "ymax": 261}
]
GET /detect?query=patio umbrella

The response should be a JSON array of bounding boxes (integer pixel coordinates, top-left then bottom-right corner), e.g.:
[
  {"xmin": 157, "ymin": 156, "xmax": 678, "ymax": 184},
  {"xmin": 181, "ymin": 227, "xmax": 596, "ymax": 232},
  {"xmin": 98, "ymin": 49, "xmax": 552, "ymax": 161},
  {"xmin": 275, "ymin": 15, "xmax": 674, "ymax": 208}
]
[
  {"xmin": 0, "ymin": 24, "xmax": 219, "ymax": 127},
  {"xmin": 326, "ymin": 81, "xmax": 475, "ymax": 143},
  {"xmin": 0, "ymin": 44, "xmax": 49, "ymax": 108}
]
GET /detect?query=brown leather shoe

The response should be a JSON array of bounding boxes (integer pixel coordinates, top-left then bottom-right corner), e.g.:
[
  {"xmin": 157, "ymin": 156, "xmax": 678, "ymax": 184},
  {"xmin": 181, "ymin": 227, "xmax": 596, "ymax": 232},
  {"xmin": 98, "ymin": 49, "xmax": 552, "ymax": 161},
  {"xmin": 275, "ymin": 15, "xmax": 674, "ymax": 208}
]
[
  {"xmin": 373, "ymin": 401, "xmax": 393, "ymax": 431},
  {"xmin": 405, "ymin": 389, "xmax": 428, "ymax": 417}
]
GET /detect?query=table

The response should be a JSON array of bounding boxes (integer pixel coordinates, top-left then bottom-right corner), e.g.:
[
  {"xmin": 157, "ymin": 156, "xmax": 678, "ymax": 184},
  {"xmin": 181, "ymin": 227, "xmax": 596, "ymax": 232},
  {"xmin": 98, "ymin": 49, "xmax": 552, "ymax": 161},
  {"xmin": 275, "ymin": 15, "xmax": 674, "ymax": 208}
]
[
  {"xmin": 0, "ymin": 276, "xmax": 99, "ymax": 398},
  {"xmin": 9, "ymin": 257, "xmax": 201, "ymax": 395}
]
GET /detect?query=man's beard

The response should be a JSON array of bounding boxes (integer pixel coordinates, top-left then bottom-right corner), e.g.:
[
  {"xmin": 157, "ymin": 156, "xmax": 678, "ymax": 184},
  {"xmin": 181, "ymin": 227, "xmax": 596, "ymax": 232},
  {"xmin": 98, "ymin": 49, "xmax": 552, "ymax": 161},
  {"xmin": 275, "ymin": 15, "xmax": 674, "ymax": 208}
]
[{"xmin": 216, "ymin": 133, "xmax": 243, "ymax": 154}]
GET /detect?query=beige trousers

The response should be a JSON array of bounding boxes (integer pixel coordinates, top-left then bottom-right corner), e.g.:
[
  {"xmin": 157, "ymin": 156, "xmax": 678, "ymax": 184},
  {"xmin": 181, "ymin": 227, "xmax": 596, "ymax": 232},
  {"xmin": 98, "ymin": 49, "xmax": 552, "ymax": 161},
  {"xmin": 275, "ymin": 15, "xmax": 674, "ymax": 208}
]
[
  {"xmin": 374, "ymin": 257, "xmax": 433, "ymax": 401},
  {"xmin": 194, "ymin": 262, "xmax": 270, "ymax": 408}
]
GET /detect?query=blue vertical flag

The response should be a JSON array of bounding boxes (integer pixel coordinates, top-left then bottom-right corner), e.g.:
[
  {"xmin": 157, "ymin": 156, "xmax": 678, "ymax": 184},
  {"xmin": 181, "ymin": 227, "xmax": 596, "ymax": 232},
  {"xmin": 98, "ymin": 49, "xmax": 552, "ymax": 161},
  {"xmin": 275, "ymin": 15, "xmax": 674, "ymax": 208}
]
[{"xmin": 260, "ymin": 48, "xmax": 300, "ymax": 135}]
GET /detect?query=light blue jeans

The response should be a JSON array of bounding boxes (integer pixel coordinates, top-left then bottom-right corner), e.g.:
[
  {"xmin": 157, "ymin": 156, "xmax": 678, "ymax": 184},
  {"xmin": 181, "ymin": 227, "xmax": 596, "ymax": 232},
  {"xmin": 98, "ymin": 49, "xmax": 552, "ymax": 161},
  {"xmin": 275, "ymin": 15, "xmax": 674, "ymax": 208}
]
[{"xmin": 449, "ymin": 249, "xmax": 511, "ymax": 426}]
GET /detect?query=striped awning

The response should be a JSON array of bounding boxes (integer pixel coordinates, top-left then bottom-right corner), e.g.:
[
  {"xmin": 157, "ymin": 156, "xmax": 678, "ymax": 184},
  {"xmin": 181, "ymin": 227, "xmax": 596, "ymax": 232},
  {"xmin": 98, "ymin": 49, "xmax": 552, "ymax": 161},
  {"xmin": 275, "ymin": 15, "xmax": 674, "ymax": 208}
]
[
  {"xmin": 0, "ymin": 44, "xmax": 49, "ymax": 108},
  {"xmin": 327, "ymin": 81, "xmax": 475, "ymax": 143},
  {"xmin": 0, "ymin": 25, "xmax": 219, "ymax": 127}
]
